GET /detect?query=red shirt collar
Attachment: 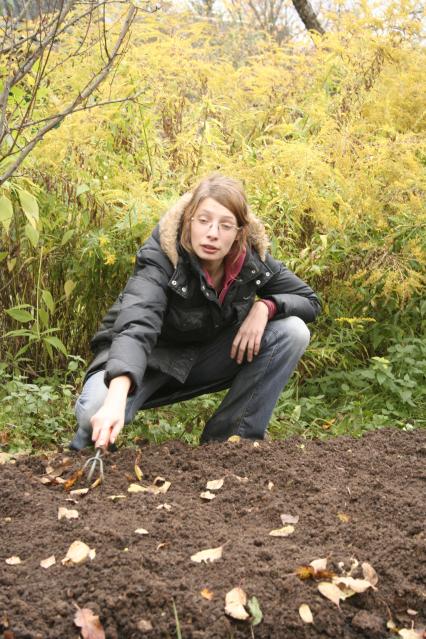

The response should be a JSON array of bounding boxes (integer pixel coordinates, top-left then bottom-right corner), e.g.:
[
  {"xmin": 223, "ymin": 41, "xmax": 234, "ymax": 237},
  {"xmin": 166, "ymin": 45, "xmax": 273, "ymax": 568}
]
[{"xmin": 203, "ymin": 246, "xmax": 247, "ymax": 304}]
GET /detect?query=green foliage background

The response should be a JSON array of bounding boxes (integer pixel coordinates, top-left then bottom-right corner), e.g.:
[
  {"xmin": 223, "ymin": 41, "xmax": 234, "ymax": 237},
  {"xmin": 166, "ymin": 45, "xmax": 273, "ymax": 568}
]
[{"xmin": 1, "ymin": 5, "xmax": 425, "ymax": 450}]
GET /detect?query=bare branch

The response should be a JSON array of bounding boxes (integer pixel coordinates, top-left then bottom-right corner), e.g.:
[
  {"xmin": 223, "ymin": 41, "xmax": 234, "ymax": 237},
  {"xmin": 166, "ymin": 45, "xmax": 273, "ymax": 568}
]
[{"xmin": 0, "ymin": 3, "xmax": 138, "ymax": 184}]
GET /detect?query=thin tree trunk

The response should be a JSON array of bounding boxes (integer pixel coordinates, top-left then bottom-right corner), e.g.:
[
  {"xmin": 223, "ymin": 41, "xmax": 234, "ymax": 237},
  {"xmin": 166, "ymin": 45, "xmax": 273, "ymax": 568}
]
[{"xmin": 291, "ymin": 0, "xmax": 324, "ymax": 34}]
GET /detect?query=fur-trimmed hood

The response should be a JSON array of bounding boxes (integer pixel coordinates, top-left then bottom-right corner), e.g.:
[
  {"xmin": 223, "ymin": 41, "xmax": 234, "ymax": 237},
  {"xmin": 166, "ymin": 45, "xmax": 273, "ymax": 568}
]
[{"xmin": 158, "ymin": 192, "xmax": 269, "ymax": 268}]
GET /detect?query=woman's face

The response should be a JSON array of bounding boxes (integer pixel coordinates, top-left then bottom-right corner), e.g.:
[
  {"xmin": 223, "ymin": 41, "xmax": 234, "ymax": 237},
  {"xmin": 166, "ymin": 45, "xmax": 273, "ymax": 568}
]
[{"xmin": 190, "ymin": 197, "xmax": 240, "ymax": 268}]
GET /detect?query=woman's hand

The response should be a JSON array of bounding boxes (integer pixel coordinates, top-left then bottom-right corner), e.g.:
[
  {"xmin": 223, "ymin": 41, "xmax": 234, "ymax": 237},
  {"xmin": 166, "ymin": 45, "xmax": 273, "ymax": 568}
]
[
  {"xmin": 90, "ymin": 403, "xmax": 125, "ymax": 449},
  {"xmin": 90, "ymin": 375, "xmax": 131, "ymax": 448},
  {"xmin": 231, "ymin": 301, "xmax": 269, "ymax": 364}
]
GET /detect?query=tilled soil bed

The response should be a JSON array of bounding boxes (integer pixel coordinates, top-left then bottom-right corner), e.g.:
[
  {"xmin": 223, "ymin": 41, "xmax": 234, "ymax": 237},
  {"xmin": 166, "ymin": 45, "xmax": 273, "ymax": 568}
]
[{"xmin": 1, "ymin": 428, "xmax": 425, "ymax": 639}]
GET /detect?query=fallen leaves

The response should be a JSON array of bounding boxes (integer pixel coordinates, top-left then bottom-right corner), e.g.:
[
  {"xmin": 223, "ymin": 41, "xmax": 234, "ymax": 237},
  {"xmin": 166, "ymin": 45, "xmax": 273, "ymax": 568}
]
[
  {"xmin": 190, "ymin": 545, "xmax": 223, "ymax": 563},
  {"xmin": 206, "ymin": 478, "xmax": 224, "ymax": 491},
  {"xmin": 5, "ymin": 556, "xmax": 21, "ymax": 565},
  {"xmin": 299, "ymin": 603, "xmax": 313, "ymax": 624},
  {"xmin": 269, "ymin": 524, "xmax": 295, "ymax": 537},
  {"xmin": 247, "ymin": 596, "xmax": 263, "ymax": 626},
  {"xmin": 200, "ymin": 491, "xmax": 216, "ymax": 500},
  {"xmin": 318, "ymin": 581, "xmax": 343, "ymax": 607},
  {"xmin": 128, "ymin": 477, "xmax": 171, "ymax": 495},
  {"xmin": 40, "ymin": 555, "xmax": 56, "ymax": 569},
  {"xmin": 134, "ymin": 528, "xmax": 149, "ymax": 535},
  {"xmin": 337, "ymin": 512, "xmax": 350, "ymax": 523},
  {"xmin": 107, "ymin": 494, "xmax": 126, "ymax": 501},
  {"xmin": 280, "ymin": 513, "xmax": 299, "ymax": 525},
  {"xmin": 70, "ymin": 488, "xmax": 89, "ymax": 497},
  {"xmin": 63, "ymin": 469, "xmax": 84, "ymax": 491},
  {"xmin": 58, "ymin": 507, "xmax": 79, "ymax": 520},
  {"xmin": 225, "ymin": 587, "xmax": 249, "ymax": 620},
  {"xmin": 200, "ymin": 588, "xmax": 214, "ymax": 600},
  {"xmin": 74, "ymin": 604, "xmax": 105, "ymax": 639},
  {"xmin": 62, "ymin": 541, "xmax": 96, "ymax": 565},
  {"xmin": 134, "ymin": 451, "xmax": 143, "ymax": 481}
]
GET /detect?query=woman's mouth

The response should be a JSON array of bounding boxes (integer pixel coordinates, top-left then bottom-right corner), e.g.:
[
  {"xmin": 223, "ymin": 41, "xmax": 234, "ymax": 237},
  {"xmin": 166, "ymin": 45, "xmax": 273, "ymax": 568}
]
[{"xmin": 201, "ymin": 245, "xmax": 220, "ymax": 253}]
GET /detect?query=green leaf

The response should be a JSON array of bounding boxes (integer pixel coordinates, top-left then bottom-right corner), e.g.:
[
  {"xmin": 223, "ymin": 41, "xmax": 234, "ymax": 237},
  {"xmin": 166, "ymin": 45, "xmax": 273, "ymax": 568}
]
[
  {"xmin": 38, "ymin": 307, "xmax": 49, "ymax": 328},
  {"xmin": 42, "ymin": 289, "xmax": 55, "ymax": 314},
  {"xmin": 24, "ymin": 222, "xmax": 39, "ymax": 247},
  {"xmin": 76, "ymin": 184, "xmax": 90, "ymax": 197},
  {"xmin": 61, "ymin": 229, "xmax": 74, "ymax": 246},
  {"xmin": 0, "ymin": 195, "xmax": 13, "ymax": 232},
  {"xmin": 247, "ymin": 596, "xmax": 263, "ymax": 626},
  {"xmin": 64, "ymin": 279, "xmax": 76, "ymax": 299},
  {"xmin": 43, "ymin": 335, "xmax": 67, "ymax": 356},
  {"xmin": 18, "ymin": 189, "xmax": 39, "ymax": 228},
  {"xmin": 6, "ymin": 308, "xmax": 34, "ymax": 323},
  {"xmin": 0, "ymin": 251, "xmax": 8, "ymax": 261}
]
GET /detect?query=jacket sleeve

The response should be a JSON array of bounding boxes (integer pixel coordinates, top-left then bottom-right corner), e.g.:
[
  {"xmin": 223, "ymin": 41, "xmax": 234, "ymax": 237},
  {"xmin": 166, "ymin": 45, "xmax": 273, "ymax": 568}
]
[
  {"xmin": 104, "ymin": 230, "xmax": 173, "ymax": 392},
  {"xmin": 259, "ymin": 254, "xmax": 321, "ymax": 324}
]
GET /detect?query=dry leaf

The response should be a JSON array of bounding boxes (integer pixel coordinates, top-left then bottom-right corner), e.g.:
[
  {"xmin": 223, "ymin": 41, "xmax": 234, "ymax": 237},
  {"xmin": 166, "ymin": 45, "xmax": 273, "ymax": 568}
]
[
  {"xmin": 296, "ymin": 565, "xmax": 316, "ymax": 580},
  {"xmin": 362, "ymin": 562, "xmax": 379, "ymax": 586},
  {"xmin": 74, "ymin": 604, "xmax": 105, "ymax": 639},
  {"xmin": 154, "ymin": 480, "xmax": 171, "ymax": 494},
  {"xmin": 128, "ymin": 483, "xmax": 146, "ymax": 493},
  {"xmin": 337, "ymin": 512, "xmax": 350, "ymax": 523},
  {"xmin": 299, "ymin": 604, "xmax": 313, "ymax": 624},
  {"xmin": 4, "ymin": 517, "xmax": 12, "ymax": 522},
  {"xmin": 108, "ymin": 494, "xmax": 126, "ymax": 501},
  {"xmin": 128, "ymin": 481, "xmax": 171, "ymax": 495},
  {"xmin": 200, "ymin": 491, "xmax": 216, "ymax": 500},
  {"xmin": 156, "ymin": 542, "xmax": 167, "ymax": 550},
  {"xmin": 333, "ymin": 577, "xmax": 374, "ymax": 593},
  {"xmin": 40, "ymin": 555, "xmax": 56, "ymax": 569},
  {"xmin": 64, "ymin": 469, "xmax": 84, "ymax": 491},
  {"xmin": 267, "ymin": 481, "xmax": 274, "ymax": 490},
  {"xmin": 153, "ymin": 476, "xmax": 166, "ymax": 486},
  {"xmin": 5, "ymin": 556, "xmax": 21, "ymax": 565},
  {"xmin": 0, "ymin": 452, "xmax": 14, "ymax": 464},
  {"xmin": 407, "ymin": 610, "xmax": 418, "ymax": 616},
  {"xmin": 233, "ymin": 475, "xmax": 249, "ymax": 483},
  {"xmin": 136, "ymin": 619, "xmax": 153, "ymax": 632},
  {"xmin": 58, "ymin": 507, "xmax": 79, "ymax": 520},
  {"xmin": 398, "ymin": 630, "xmax": 423, "ymax": 639},
  {"xmin": 317, "ymin": 582, "xmax": 342, "ymax": 607},
  {"xmin": 227, "ymin": 435, "xmax": 241, "ymax": 443},
  {"xmin": 62, "ymin": 541, "xmax": 96, "ymax": 565},
  {"xmin": 134, "ymin": 528, "xmax": 149, "ymax": 535},
  {"xmin": 90, "ymin": 477, "xmax": 102, "ymax": 489},
  {"xmin": 310, "ymin": 558, "xmax": 328, "ymax": 572},
  {"xmin": 70, "ymin": 488, "xmax": 89, "ymax": 496},
  {"xmin": 200, "ymin": 588, "xmax": 214, "ymax": 600},
  {"xmin": 225, "ymin": 587, "xmax": 249, "ymax": 620},
  {"xmin": 280, "ymin": 513, "xmax": 299, "ymax": 525},
  {"xmin": 269, "ymin": 524, "xmax": 295, "ymax": 537},
  {"xmin": 206, "ymin": 478, "xmax": 224, "ymax": 491},
  {"xmin": 191, "ymin": 545, "xmax": 223, "ymax": 563},
  {"xmin": 134, "ymin": 465, "xmax": 143, "ymax": 481},
  {"xmin": 156, "ymin": 503, "xmax": 172, "ymax": 510},
  {"xmin": 253, "ymin": 442, "xmax": 260, "ymax": 448}
]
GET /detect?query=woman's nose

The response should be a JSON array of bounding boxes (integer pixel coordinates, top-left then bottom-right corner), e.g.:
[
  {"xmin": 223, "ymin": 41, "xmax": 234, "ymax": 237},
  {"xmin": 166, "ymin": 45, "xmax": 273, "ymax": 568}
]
[{"xmin": 206, "ymin": 222, "xmax": 219, "ymax": 237}]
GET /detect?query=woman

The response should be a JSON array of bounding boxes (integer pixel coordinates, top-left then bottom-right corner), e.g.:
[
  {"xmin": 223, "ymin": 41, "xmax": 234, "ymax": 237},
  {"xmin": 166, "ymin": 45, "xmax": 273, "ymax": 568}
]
[{"xmin": 70, "ymin": 174, "xmax": 321, "ymax": 451}]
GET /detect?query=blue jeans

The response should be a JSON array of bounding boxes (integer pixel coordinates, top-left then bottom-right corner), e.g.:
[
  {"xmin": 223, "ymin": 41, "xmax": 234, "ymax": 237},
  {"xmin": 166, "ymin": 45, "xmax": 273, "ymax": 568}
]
[{"xmin": 70, "ymin": 316, "xmax": 310, "ymax": 449}]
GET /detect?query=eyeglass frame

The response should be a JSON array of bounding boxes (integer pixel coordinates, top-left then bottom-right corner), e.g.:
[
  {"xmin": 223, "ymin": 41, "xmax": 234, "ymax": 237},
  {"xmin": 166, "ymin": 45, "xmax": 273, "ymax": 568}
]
[{"xmin": 190, "ymin": 214, "xmax": 241, "ymax": 234}]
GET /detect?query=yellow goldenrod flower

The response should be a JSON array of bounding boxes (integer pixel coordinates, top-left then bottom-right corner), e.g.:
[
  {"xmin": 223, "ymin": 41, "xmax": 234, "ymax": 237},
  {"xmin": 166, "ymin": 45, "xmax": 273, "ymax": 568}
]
[{"xmin": 104, "ymin": 253, "xmax": 116, "ymax": 265}]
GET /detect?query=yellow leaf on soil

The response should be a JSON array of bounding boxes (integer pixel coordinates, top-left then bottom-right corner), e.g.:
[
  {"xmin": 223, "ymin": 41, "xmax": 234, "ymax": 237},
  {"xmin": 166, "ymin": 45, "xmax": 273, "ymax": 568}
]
[
  {"xmin": 5, "ymin": 556, "xmax": 21, "ymax": 565},
  {"xmin": 62, "ymin": 541, "xmax": 96, "ymax": 565},
  {"xmin": 200, "ymin": 588, "xmax": 214, "ymax": 600},
  {"xmin": 58, "ymin": 507, "xmax": 79, "ymax": 520},
  {"xmin": 70, "ymin": 488, "xmax": 89, "ymax": 496},
  {"xmin": 332, "ymin": 576, "xmax": 374, "ymax": 593},
  {"xmin": 280, "ymin": 513, "xmax": 299, "ymax": 525},
  {"xmin": 200, "ymin": 491, "xmax": 216, "ymax": 500},
  {"xmin": 74, "ymin": 604, "xmax": 105, "ymax": 639},
  {"xmin": 225, "ymin": 587, "xmax": 249, "ymax": 620},
  {"xmin": 267, "ymin": 481, "xmax": 274, "ymax": 490},
  {"xmin": 299, "ymin": 603, "xmax": 313, "ymax": 624},
  {"xmin": 206, "ymin": 478, "xmax": 224, "ymax": 491},
  {"xmin": 191, "ymin": 545, "xmax": 223, "ymax": 563},
  {"xmin": 134, "ymin": 464, "xmax": 143, "ymax": 481},
  {"xmin": 108, "ymin": 494, "xmax": 126, "ymax": 501},
  {"xmin": 227, "ymin": 435, "xmax": 241, "ymax": 443},
  {"xmin": 269, "ymin": 525, "xmax": 295, "ymax": 537},
  {"xmin": 362, "ymin": 561, "xmax": 379, "ymax": 586},
  {"xmin": 40, "ymin": 555, "xmax": 56, "ymax": 569},
  {"xmin": 310, "ymin": 558, "xmax": 328, "ymax": 572},
  {"xmin": 337, "ymin": 512, "xmax": 350, "ymax": 523},
  {"xmin": 398, "ymin": 629, "xmax": 423, "ymax": 639},
  {"xmin": 134, "ymin": 528, "xmax": 149, "ymax": 535},
  {"xmin": 317, "ymin": 582, "xmax": 342, "ymax": 607}
]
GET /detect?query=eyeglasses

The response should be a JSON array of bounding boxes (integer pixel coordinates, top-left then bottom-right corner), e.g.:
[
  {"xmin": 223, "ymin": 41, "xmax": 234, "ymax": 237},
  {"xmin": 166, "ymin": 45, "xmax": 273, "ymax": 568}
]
[{"xmin": 191, "ymin": 215, "xmax": 240, "ymax": 234}]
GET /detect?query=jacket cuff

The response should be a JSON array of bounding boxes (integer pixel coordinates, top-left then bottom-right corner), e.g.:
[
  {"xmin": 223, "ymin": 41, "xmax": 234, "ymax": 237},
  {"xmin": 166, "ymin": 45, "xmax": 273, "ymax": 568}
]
[{"xmin": 258, "ymin": 299, "xmax": 278, "ymax": 320}]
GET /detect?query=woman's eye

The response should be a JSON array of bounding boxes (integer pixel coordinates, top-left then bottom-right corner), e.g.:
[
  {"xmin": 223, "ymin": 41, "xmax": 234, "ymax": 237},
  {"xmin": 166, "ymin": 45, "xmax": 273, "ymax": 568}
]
[
  {"xmin": 198, "ymin": 217, "xmax": 209, "ymax": 224},
  {"xmin": 220, "ymin": 224, "xmax": 233, "ymax": 231}
]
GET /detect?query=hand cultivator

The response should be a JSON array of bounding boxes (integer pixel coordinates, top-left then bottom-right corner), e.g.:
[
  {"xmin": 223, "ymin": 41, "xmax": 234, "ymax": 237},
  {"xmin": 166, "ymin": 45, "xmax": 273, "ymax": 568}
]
[{"xmin": 83, "ymin": 448, "xmax": 104, "ymax": 484}]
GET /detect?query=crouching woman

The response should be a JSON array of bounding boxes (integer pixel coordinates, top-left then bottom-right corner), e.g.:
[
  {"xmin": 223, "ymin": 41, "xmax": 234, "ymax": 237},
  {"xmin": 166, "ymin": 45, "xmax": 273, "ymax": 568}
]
[{"xmin": 70, "ymin": 174, "xmax": 321, "ymax": 450}]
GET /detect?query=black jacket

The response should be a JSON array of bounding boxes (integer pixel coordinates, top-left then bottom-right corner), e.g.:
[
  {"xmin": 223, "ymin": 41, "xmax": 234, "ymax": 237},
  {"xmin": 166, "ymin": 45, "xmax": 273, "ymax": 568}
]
[{"xmin": 86, "ymin": 221, "xmax": 321, "ymax": 393}]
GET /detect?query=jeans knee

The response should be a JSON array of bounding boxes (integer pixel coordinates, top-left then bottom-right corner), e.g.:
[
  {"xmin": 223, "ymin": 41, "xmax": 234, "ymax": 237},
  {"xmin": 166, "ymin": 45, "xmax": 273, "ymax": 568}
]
[
  {"xmin": 274, "ymin": 316, "xmax": 310, "ymax": 351},
  {"xmin": 74, "ymin": 396, "xmax": 100, "ymax": 430}
]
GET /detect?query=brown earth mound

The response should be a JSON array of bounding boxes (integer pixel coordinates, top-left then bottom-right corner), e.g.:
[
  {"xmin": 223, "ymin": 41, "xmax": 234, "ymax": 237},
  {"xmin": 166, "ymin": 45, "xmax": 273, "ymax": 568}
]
[{"xmin": 1, "ymin": 428, "xmax": 425, "ymax": 639}]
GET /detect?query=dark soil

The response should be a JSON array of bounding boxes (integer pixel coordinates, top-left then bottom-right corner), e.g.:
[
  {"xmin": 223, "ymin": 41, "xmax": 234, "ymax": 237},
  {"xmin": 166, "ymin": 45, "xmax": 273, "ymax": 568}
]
[{"xmin": 1, "ymin": 428, "xmax": 425, "ymax": 639}]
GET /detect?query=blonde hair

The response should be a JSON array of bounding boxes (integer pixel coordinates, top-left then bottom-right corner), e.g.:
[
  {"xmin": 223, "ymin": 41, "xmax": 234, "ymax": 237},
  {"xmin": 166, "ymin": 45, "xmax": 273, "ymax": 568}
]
[{"xmin": 180, "ymin": 174, "xmax": 249, "ymax": 257}]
